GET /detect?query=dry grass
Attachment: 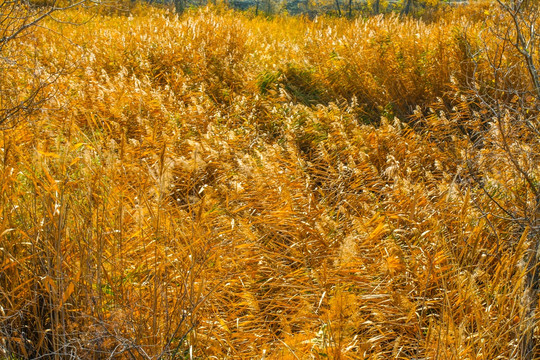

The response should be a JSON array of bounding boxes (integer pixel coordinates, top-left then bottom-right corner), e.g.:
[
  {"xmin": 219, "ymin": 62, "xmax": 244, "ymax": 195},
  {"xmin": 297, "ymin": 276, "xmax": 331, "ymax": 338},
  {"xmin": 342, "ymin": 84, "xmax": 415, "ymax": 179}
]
[{"xmin": 0, "ymin": 2, "xmax": 537, "ymax": 358}]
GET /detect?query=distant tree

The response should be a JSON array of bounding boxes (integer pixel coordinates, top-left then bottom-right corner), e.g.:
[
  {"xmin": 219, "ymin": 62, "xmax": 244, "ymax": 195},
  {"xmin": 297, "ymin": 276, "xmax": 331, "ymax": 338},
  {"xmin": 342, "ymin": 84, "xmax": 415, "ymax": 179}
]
[
  {"xmin": 400, "ymin": 0, "xmax": 413, "ymax": 14},
  {"xmin": 174, "ymin": 0, "xmax": 185, "ymax": 12},
  {"xmin": 372, "ymin": 0, "xmax": 380, "ymax": 14},
  {"xmin": 335, "ymin": 0, "xmax": 341, "ymax": 15}
]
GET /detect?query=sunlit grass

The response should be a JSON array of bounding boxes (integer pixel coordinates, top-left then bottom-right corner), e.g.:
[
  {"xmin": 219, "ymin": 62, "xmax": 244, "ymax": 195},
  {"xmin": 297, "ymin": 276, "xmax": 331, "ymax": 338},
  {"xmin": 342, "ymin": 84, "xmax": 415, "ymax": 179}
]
[{"xmin": 0, "ymin": 2, "xmax": 532, "ymax": 358}]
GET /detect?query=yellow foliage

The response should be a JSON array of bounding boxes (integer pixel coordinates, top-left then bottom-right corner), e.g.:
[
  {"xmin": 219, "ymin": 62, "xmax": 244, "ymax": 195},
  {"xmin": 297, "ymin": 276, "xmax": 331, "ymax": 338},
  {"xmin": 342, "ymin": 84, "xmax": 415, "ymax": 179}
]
[{"xmin": 0, "ymin": 3, "xmax": 531, "ymax": 359}]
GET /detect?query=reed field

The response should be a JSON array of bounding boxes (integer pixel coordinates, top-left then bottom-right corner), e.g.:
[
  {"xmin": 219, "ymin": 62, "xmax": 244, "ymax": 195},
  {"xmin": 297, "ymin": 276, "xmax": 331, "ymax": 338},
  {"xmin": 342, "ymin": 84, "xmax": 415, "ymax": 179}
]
[{"xmin": 2, "ymin": 1, "xmax": 540, "ymax": 358}]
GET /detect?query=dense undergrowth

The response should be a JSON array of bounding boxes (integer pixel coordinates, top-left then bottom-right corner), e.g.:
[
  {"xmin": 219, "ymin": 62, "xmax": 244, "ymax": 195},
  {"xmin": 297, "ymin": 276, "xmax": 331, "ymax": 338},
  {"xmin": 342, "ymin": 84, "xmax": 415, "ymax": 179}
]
[{"xmin": 1, "ymin": 2, "xmax": 538, "ymax": 358}]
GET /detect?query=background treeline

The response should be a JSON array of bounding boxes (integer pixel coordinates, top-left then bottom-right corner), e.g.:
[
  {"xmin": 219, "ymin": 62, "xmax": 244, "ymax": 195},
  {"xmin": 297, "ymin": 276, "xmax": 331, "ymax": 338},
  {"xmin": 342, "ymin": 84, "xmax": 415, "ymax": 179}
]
[{"xmin": 144, "ymin": 0, "xmax": 466, "ymax": 18}]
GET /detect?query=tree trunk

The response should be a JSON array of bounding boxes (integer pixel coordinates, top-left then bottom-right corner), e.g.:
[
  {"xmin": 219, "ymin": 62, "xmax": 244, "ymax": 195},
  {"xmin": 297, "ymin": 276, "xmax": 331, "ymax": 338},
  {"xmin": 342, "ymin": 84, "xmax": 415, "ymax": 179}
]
[
  {"xmin": 373, "ymin": 0, "xmax": 380, "ymax": 14},
  {"xmin": 174, "ymin": 0, "xmax": 184, "ymax": 13},
  {"xmin": 401, "ymin": 0, "xmax": 412, "ymax": 15},
  {"xmin": 335, "ymin": 0, "xmax": 341, "ymax": 16}
]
